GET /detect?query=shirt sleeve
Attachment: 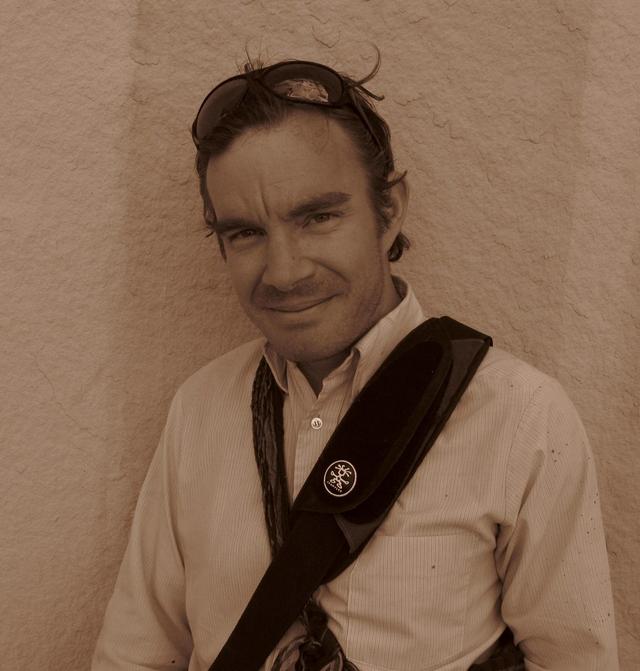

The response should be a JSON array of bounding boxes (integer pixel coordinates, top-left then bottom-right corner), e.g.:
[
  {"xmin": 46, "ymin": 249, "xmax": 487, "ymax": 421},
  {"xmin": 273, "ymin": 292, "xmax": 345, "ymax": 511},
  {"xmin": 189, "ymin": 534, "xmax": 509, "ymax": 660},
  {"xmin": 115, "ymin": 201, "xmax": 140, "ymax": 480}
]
[
  {"xmin": 92, "ymin": 391, "xmax": 192, "ymax": 670},
  {"xmin": 495, "ymin": 378, "xmax": 619, "ymax": 670}
]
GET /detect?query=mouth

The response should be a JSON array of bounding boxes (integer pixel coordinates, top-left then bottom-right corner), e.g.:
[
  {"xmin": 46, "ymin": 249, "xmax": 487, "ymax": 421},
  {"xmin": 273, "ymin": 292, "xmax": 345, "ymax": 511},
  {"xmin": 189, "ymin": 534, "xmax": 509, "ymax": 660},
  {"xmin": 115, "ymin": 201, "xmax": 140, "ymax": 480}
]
[{"xmin": 265, "ymin": 296, "xmax": 334, "ymax": 313}]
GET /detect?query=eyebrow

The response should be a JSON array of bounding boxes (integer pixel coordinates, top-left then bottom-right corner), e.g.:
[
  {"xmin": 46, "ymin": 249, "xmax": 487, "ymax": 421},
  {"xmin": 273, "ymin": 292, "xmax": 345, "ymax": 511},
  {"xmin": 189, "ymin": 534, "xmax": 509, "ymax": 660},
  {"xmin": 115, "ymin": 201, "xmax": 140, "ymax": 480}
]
[
  {"xmin": 213, "ymin": 191, "xmax": 352, "ymax": 233},
  {"xmin": 284, "ymin": 191, "xmax": 352, "ymax": 221}
]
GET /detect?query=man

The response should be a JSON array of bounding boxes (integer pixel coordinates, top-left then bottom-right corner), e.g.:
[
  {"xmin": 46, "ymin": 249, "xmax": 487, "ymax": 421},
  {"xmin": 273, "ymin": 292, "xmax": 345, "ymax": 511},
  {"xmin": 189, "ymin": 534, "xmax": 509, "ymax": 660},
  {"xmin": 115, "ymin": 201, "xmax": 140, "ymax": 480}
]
[{"xmin": 93, "ymin": 58, "xmax": 619, "ymax": 670}]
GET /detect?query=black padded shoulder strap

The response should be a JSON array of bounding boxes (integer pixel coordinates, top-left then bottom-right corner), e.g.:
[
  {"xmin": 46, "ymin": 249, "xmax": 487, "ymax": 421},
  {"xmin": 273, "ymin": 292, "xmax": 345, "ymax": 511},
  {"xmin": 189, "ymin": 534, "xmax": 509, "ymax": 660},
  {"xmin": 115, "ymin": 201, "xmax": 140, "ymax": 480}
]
[
  {"xmin": 209, "ymin": 317, "xmax": 492, "ymax": 671},
  {"xmin": 308, "ymin": 316, "xmax": 492, "ymax": 579},
  {"xmin": 293, "ymin": 317, "xmax": 452, "ymax": 517}
]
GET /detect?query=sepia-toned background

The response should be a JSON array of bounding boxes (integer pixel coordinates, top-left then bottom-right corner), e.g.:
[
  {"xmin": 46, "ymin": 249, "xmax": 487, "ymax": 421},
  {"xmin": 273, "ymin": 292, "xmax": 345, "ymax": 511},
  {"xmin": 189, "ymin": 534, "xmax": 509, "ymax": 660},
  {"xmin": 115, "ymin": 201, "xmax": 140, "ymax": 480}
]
[{"xmin": 1, "ymin": 1, "xmax": 638, "ymax": 668}]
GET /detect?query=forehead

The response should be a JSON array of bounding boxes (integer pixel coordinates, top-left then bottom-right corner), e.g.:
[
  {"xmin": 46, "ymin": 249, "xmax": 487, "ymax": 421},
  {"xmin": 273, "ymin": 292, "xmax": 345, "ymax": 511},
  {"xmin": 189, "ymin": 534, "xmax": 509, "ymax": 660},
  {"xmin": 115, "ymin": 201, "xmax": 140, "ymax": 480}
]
[{"xmin": 205, "ymin": 111, "xmax": 369, "ymax": 214}]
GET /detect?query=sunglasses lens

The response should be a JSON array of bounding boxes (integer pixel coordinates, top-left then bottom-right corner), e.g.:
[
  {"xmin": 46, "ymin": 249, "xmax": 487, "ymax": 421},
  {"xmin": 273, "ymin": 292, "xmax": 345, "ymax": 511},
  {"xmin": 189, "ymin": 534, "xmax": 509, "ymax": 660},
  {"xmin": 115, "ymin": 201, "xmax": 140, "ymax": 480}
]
[
  {"xmin": 195, "ymin": 77, "xmax": 248, "ymax": 141},
  {"xmin": 262, "ymin": 63, "xmax": 343, "ymax": 104}
]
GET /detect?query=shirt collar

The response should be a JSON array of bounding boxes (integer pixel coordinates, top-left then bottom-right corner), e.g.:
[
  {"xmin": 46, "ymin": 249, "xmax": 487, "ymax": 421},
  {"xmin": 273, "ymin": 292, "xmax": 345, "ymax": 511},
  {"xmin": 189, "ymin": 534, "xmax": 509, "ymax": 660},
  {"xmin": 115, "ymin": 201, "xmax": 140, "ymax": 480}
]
[{"xmin": 263, "ymin": 276, "xmax": 426, "ymax": 396}]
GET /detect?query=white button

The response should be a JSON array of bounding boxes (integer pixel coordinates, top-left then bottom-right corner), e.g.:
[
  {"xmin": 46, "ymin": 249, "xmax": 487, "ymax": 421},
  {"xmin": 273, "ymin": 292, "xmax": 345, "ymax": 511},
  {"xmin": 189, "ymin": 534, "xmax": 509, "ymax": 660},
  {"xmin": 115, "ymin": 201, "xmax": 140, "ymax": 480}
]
[{"xmin": 311, "ymin": 417, "xmax": 323, "ymax": 430}]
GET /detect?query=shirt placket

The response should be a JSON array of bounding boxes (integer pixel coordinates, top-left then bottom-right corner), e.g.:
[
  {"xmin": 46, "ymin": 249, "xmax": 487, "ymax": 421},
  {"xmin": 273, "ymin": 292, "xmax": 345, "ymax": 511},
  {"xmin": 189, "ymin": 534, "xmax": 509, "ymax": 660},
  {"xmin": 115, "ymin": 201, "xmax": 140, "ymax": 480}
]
[{"xmin": 289, "ymin": 370, "xmax": 353, "ymax": 501}]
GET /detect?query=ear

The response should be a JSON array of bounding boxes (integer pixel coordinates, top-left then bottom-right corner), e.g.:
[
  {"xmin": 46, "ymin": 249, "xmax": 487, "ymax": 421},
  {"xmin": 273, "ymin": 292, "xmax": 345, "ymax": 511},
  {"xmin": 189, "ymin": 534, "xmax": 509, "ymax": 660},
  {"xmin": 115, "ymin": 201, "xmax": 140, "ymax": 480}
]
[{"xmin": 381, "ymin": 172, "xmax": 409, "ymax": 253}]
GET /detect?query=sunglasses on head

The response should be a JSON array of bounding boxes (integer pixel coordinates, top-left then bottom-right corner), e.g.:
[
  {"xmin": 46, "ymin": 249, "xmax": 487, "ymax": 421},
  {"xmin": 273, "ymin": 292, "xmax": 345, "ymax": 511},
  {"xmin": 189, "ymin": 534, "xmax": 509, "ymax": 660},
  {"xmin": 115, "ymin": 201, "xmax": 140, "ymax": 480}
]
[{"xmin": 191, "ymin": 60, "xmax": 385, "ymax": 153}]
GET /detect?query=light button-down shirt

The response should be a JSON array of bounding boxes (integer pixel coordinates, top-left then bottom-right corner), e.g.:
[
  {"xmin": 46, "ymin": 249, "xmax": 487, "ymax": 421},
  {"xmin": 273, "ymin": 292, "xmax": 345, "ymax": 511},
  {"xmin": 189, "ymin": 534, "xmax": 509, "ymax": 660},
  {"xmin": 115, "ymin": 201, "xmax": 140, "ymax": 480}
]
[{"xmin": 92, "ymin": 280, "xmax": 619, "ymax": 671}]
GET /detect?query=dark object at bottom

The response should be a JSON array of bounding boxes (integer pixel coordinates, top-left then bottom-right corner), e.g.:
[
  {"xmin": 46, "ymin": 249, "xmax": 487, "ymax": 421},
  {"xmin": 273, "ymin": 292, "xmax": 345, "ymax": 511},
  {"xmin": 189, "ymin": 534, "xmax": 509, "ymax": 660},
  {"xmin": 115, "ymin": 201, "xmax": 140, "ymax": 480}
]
[{"xmin": 469, "ymin": 628, "xmax": 525, "ymax": 670}]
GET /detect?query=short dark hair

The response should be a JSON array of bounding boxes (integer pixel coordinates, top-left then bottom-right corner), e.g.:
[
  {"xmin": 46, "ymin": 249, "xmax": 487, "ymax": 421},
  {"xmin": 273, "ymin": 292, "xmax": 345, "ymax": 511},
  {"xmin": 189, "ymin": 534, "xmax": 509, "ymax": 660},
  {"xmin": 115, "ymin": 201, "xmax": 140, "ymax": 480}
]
[{"xmin": 194, "ymin": 54, "xmax": 410, "ymax": 262}]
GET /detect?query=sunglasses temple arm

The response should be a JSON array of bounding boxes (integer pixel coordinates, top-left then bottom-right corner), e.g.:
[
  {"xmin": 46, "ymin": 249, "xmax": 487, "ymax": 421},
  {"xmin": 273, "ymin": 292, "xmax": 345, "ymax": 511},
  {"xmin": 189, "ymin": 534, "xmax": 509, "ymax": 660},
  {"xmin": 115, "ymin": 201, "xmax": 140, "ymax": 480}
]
[
  {"xmin": 348, "ymin": 93, "xmax": 385, "ymax": 155},
  {"xmin": 356, "ymin": 83, "xmax": 384, "ymax": 102}
]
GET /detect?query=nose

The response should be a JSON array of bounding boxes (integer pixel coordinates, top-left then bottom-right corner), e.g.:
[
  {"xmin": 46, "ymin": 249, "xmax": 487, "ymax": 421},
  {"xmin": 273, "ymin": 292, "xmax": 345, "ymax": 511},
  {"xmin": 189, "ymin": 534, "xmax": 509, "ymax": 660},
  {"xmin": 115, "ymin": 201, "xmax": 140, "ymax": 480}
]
[{"xmin": 261, "ymin": 231, "xmax": 315, "ymax": 291}]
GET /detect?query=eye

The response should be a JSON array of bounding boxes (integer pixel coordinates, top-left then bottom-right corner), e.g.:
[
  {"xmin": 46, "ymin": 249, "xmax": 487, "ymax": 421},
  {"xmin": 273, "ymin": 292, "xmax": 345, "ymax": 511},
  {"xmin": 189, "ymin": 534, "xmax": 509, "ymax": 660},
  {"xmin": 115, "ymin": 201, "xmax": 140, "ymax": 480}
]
[
  {"xmin": 224, "ymin": 227, "xmax": 265, "ymax": 251},
  {"xmin": 307, "ymin": 212, "xmax": 339, "ymax": 225},
  {"xmin": 228, "ymin": 228, "xmax": 260, "ymax": 242}
]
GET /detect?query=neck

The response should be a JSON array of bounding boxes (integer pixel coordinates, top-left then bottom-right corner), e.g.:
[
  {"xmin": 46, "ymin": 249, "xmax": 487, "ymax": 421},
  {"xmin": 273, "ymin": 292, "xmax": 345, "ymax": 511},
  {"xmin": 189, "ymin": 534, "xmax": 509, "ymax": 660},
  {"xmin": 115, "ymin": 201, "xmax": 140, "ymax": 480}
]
[{"xmin": 298, "ymin": 351, "xmax": 350, "ymax": 396}]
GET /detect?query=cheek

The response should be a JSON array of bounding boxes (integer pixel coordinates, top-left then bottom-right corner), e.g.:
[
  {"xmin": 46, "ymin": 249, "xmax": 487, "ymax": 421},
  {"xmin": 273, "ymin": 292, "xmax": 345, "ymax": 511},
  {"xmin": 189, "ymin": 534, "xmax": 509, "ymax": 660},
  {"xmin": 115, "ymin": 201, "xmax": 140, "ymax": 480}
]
[{"xmin": 226, "ymin": 255, "xmax": 261, "ymax": 302}]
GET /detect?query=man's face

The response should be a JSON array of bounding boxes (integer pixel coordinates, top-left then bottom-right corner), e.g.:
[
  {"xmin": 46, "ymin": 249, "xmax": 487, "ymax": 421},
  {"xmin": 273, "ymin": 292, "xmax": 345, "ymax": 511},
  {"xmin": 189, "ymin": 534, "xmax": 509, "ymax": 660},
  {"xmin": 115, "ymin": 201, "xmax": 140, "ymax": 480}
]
[{"xmin": 206, "ymin": 110, "xmax": 402, "ymax": 371}]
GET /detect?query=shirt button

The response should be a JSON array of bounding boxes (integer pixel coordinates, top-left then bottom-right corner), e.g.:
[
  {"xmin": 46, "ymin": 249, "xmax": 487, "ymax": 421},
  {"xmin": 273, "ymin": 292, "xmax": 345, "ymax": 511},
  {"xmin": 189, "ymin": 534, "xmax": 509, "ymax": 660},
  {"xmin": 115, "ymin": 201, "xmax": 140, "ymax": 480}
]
[{"xmin": 311, "ymin": 417, "xmax": 323, "ymax": 430}]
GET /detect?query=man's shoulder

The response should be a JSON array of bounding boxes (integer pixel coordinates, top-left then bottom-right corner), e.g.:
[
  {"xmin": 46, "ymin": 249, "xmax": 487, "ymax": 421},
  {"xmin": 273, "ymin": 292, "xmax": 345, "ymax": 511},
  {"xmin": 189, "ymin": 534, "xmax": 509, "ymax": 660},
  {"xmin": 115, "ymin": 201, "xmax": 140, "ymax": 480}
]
[
  {"xmin": 175, "ymin": 337, "xmax": 265, "ymax": 407},
  {"xmin": 476, "ymin": 345, "xmax": 554, "ymax": 389},
  {"xmin": 472, "ymin": 344, "xmax": 578, "ymax": 421}
]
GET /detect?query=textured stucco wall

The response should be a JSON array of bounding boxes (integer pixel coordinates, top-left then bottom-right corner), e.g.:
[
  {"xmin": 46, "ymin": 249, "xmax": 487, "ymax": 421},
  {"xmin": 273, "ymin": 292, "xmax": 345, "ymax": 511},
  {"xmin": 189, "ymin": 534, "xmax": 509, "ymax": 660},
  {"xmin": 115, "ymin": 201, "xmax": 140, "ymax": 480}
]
[{"xmin": 1, "ymin": 1, "xmax": 638, "ymax": 669}]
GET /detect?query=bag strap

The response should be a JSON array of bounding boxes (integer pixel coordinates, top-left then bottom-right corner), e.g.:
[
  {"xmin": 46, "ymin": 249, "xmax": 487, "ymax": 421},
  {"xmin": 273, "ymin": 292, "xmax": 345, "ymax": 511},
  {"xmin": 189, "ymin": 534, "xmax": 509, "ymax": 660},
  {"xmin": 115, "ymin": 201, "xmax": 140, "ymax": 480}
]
[{"xmin": 209, "ymin": 317, "xmax": 492, "ymax": 671}]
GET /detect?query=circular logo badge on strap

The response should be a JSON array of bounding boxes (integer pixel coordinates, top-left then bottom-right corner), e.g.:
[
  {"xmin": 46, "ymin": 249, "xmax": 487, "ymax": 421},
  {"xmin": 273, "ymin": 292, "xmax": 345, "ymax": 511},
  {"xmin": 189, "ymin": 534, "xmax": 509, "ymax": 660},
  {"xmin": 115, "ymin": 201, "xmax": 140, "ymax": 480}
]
[{"xmin": 323, "ymin": 460, "xmax": 357, "ymax": 497}]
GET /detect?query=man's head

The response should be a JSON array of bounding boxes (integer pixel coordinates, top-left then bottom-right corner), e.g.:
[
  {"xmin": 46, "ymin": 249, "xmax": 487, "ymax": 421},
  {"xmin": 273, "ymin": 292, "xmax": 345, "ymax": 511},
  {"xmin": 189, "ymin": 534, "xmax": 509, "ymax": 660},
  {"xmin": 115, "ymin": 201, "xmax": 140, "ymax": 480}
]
[{"xmin": 193, "ymin": 58, "xmax": 410, "ymax": 378}]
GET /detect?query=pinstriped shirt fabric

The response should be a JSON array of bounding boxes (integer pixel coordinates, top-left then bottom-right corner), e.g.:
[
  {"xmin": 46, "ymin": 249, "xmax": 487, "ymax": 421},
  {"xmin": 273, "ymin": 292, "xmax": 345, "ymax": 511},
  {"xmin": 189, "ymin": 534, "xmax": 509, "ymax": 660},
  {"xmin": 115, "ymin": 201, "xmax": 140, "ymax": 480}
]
[{"xmin": 92, "ymin": 280, "xmax": 619, "ymax": 671}]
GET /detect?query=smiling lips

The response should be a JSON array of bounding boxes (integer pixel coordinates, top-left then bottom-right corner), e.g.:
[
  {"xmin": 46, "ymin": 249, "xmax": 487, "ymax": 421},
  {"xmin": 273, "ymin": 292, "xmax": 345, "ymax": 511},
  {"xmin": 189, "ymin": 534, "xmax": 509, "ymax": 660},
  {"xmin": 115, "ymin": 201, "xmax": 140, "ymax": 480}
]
[{"xmin": 264, "ymin": 296, "xmax": 334, "ymax": 313}]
